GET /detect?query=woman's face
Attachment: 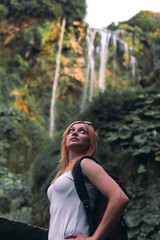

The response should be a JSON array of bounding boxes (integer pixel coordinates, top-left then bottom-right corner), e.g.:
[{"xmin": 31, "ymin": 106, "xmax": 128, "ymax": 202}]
[{"xmin": 66, "ymin": 123, "xmax": 90, "ymax": 152}]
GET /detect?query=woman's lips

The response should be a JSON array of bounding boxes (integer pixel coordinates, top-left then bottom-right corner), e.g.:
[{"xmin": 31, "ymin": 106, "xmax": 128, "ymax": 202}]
[{"xmin": 70, "ymin": 137, "xmax": 79, "ymax": 141}]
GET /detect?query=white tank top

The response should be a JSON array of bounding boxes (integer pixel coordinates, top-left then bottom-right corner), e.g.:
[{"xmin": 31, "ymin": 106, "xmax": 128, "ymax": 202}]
[{"xmin": 47, "ymin": 170, "xmax": 98, "ymax": 240}]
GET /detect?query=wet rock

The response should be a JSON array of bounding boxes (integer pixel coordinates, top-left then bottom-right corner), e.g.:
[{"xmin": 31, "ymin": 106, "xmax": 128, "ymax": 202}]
[{"xmin": 0, "ymin": 217, "xmax": 48, "ymax": 240}]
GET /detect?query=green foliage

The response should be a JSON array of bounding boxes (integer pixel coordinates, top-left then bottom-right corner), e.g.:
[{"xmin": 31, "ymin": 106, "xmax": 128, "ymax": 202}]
[
  {"xmin": 80, "ymin": 87, "xmax": 160, "ymax": 163},
  {"xmin": 0, "ymin": 167, "xmax": 32, "ymax": 222},
  {"xmin": 0, "ymin": 107, "xmax": 49, "ymax": 173},
  {"xmin": 139, "ymin": 68, "xmax": 160, "ymax": 88},
  {"xmin": 10, "ymin": 0, "xmax": 22, "ymax": 12},
  {"xmin": 94, "ymin": 32, "xmax": 101, "ymax": 47},
  {"xmin": 30, "ymin": 133, "xmax": 62, "ymax": 226},
  {"xmin": 119, "ymin": 24, "xmax": 134, "ymax": 32},
  {"xmin": 126, "ymin": 11, "xmax": 160, "ymax": 32},
  {"xmin": 0, "ymin": 67, "xmax": 10, "ymax": 104},
  {"xmin": 12, "ymin": 54, "xmax": 30, "ymax": 76},
  {"xmin": 1, "ymin": 0, "xmax": 62, "ymax": 18},
  {"xmin": 24, "ymin": 21, "xmax": 54, "ymax": 48},
  {"xmin": 30, "ymin": 0, "xmax": 62, "ymax": 18},
  {"xmin": 1, "ymin": 0, "xmax": 86, "ymax": 25},
  {"xmin": 61, "ymin": 0, "xmax": 86, "ymax": 27},
  {"xmin": 0, "ymin": 4, "xmax": 8, "ymax": 19},
  {"xmin": 152, "ymin": 33, "xmax": 160, "ymax": 69},
  {"xmin": 0, "ymin": 67, "xmax": 22, "ymax": 105},
  {"xmin": 118, "ymin": 11, "xmax": 160, "ymax": 78},
  {"xmin": 30, "ymin": 133, "xmax": 62, "ymax": 192}
]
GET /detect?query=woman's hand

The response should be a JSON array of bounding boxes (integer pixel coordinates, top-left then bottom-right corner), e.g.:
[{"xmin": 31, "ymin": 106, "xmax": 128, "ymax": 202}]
[{"xmin": 64, "ymin": 233, "xmax": 91, "ymax": 240}]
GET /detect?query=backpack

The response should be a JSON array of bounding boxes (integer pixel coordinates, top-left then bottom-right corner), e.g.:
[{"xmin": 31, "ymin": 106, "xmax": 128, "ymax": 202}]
[{"xmin": 72, "ymin": 156, "xmax": 129, "ymax": 240}]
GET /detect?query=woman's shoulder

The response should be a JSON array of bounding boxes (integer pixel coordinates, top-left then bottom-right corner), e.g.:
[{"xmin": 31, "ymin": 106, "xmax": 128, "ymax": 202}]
[
  {"xmin": 80, "ymin": 157, "xmax": 102, "ymax": 171},
  {"xmin": 80, "ymin": 157, "xmax": 107, "ymax": 182}
]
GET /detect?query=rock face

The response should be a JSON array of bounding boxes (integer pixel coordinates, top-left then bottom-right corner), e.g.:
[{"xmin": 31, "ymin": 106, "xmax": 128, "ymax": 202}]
[{"xmin": 0, "ymin": 217, "xmax": 48, "ymax": 240}]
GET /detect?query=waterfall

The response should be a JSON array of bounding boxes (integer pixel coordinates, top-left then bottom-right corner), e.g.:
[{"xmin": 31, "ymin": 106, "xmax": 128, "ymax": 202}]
[
  {"xmin": 112, "ymin": 31, "xmax": 117, "ymax": 79},
  {"xmin": 49, "ymin": 18, "xmax": 66, "ymax": 137},
  {"xmin": 81, "ymin": 27, "xmax": 137, "ymax": 111},
  {"xmin": 81, "ymin": 28, "xmax": 96, "ymax": 111},
  {"xmin": 130, "ymin": 55, "xmax": 136, "ymax": 81},
  {"xmin": 99, "ymin": 30, "xmax": 111, "ymax": 90},
  {"xmin": 89, "ymin": 55, "xmax": 95, "ymax": 102}
]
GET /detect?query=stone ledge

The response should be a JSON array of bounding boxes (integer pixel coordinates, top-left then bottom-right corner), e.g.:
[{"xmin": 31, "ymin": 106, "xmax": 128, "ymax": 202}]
[{"xmin": 0, "ymin": 217, "xmax": 48, "ymax": 240}]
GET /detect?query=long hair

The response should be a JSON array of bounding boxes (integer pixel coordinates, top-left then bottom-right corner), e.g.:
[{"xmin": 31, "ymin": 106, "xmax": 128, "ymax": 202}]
[{"xmin": 53, "ymin": 121, "xmax": 98, "ymax": 182}]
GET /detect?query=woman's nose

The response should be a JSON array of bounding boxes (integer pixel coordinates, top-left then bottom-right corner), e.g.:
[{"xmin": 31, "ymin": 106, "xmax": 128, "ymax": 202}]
[{"xmin": 72, "ymin": 130, "xmax": 78, "ymax": 136}]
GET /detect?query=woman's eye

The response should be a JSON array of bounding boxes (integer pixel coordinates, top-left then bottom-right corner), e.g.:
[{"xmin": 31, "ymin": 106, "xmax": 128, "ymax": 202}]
[
  {"xmin": 80, "ymin": 129, "xmax": 85, "ymax": 133},
  {"xmin": 68, "ymin": 129, "xmax": 74, "ymax": 133}
]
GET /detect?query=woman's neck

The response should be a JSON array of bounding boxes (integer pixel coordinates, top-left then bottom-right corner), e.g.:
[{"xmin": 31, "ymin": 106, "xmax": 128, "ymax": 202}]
[{"xmin": 68, "ymin": 151, "xmax": 86, "ymax": 164}]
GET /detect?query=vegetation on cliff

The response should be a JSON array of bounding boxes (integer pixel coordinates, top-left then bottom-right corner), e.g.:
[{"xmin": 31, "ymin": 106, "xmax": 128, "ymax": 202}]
[{"xmin": 119, "ymin": 11, "xmax": 160, "ymax": 79}]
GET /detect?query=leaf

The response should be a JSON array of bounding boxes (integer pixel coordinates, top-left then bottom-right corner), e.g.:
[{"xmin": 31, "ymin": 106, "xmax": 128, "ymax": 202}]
[
  {"xmin": 107, "ymin": 133, "xmax": 119, "ymax": 142},
  {"xmin": 119, "ymin": 131, "xmax": 132, "ymax": 140},
  {"xmin": 133, "ymin": 135, "xmax": 147, "ymax": 144},
  {"xmin": 137, "ymin": 164, "xmax": 146, "ymax": 173},
  {"xmin": 133, "ymin": 145, "xmax": 151, "ymax": 157}
]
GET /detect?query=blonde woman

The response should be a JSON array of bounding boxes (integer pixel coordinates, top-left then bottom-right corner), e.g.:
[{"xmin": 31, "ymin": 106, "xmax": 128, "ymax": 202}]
[{"xmin": 47, "ymin": 121, "xmax": 129, "ymax": 240}]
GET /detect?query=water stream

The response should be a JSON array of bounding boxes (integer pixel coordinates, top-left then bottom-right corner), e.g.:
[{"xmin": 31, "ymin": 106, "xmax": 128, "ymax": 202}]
[{"xmin": 82, "ymin": 27, "xmax": 137, "ymax": 110}]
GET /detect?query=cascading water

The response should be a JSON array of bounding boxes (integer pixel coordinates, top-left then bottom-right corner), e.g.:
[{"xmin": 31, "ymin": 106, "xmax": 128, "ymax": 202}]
[
  {"xmin": 98, "ymin": 30, "xmax": 111, "ymax": 91},
  {"xmin": 81, "ymin": 27, "xmax": 137, "ymax": 111},
  {"xmin": 81, "ymin": 28, "xmax": 97, "ymax": 111},
  {"xmin": 49, "ymin": 18, "xmax": 66, "ymax": 137},
  {"xmin": 112, "ymin": 31, "xmax": 117, "ymax": 79},
  {"xmin": 130, "ymin": 55, "xmax": 136, "ymax": 81}
]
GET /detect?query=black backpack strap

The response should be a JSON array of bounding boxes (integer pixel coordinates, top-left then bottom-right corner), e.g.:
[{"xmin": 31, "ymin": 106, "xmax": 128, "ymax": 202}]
[{"xmin": 72, "ymin": 156, "xmax": 98, "ymax": 235}]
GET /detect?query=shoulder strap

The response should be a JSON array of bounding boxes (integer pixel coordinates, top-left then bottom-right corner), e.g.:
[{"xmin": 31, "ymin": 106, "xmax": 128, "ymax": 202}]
[{"xmin": 72, "ymin": 156, "xmax": 98, "ymax": 235}]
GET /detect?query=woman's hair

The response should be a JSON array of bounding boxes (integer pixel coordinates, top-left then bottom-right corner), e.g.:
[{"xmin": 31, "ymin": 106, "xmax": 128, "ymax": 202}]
[{"xmin": 53, "ymin": 121, "xmax": 98, "ymax": 181}]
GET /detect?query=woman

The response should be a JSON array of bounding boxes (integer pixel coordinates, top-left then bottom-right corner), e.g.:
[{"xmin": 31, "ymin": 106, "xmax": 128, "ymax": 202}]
[{"xmin": 47, "ymin": 121, "xmax": 129, "ymax": 240}]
